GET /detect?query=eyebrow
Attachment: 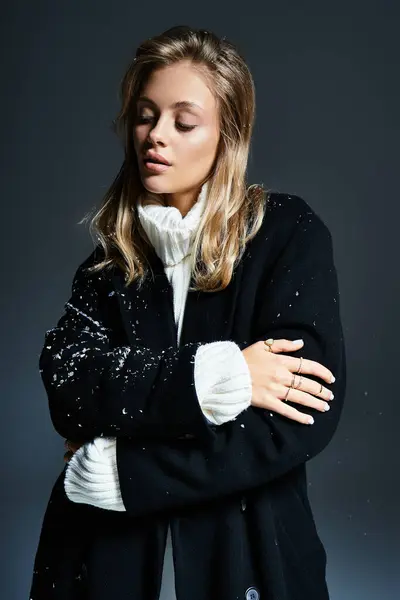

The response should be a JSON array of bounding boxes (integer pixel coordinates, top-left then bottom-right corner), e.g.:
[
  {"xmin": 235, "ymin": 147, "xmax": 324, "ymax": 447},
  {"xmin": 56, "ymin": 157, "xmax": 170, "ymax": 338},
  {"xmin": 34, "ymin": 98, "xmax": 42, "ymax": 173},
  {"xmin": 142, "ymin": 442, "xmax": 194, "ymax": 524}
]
[{"xmin": 137, "ymin": 96, "xmax": 203, "ymax": 111}]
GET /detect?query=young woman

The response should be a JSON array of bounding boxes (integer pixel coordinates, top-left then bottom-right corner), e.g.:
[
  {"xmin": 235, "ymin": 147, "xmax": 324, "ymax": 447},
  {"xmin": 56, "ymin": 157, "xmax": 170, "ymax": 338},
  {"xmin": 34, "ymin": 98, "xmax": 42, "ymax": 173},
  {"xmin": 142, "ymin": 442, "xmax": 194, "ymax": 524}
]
[{"xmin": 29, "ymin": 25, "xmax": 346, "ymax": 600}]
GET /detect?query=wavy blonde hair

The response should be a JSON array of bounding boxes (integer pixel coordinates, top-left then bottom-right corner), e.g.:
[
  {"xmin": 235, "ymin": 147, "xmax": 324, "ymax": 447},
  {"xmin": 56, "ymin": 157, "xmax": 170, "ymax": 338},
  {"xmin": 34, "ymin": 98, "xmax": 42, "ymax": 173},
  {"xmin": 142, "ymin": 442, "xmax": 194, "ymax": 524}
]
[{"xmin": 84, "ymin": 25, "xmax": 269, "ymax": 292}]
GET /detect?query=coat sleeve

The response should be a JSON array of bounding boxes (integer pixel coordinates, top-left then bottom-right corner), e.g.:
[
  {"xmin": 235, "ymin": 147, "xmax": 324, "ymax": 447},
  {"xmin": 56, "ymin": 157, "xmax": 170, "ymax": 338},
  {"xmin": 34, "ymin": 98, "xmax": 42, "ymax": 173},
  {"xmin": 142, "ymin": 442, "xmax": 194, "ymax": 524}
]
[
  {"xmin": 39, "ymin": 249, "xmax": 215, "ymax": 443},
  {"xmin": 116, "ymin": 206, "xmax": 347, "ymax": 516}
]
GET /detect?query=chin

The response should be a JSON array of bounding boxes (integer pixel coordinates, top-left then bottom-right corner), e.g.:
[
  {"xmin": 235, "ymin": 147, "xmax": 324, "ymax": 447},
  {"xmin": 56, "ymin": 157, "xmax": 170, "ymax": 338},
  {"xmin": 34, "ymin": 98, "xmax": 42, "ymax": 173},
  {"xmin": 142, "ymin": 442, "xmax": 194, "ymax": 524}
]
[{"xmin": 141, "ymin": 178, "xmax": 172, "ymax": 195}]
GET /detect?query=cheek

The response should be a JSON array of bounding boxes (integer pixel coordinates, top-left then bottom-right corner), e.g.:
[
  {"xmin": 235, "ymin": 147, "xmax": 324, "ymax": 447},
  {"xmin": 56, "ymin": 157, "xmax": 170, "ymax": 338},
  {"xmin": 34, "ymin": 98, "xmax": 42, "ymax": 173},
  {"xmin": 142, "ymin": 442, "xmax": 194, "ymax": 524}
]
[
  {"xmin": 133, "ymin": 127, "xmax": 145, "ymax": 149},
  {"xmin": 181, "ymin": 129, "xmax": 219, "ymax": 162}
]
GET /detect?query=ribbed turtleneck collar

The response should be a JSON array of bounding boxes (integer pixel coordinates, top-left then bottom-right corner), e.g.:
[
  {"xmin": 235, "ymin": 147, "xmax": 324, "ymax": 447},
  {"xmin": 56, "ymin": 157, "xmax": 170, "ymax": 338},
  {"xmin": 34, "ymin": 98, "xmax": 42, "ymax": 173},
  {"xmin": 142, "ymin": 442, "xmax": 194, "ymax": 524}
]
[{"xmin": 137, "ymin": 181, "xmax": 209, "ymax": 268}]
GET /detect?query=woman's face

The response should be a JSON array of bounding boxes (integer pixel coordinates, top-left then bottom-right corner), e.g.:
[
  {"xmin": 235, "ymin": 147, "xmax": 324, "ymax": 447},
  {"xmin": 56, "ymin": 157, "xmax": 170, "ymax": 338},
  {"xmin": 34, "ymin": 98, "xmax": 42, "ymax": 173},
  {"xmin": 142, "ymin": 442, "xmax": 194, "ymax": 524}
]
[{"xmin": 133, "ymin": 60, "xmax": 220, "ymax": 196}]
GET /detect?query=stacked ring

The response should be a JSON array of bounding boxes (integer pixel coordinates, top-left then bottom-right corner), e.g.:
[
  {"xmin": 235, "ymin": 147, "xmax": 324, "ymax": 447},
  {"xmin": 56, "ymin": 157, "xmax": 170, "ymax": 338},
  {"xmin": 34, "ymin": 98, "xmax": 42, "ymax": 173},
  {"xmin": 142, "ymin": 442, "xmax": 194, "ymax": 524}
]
[{"xmin": 284, "ymin": 353, "xmax": 304, "ymax": 402}]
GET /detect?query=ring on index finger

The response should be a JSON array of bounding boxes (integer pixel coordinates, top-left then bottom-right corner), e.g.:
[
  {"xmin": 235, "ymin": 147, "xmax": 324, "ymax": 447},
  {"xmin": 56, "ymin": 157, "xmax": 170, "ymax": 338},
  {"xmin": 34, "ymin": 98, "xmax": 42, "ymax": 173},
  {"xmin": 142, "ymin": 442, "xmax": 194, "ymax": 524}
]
[{"xmin": 264, "ymin": 338, "xmax": 274, "ymax": 352}]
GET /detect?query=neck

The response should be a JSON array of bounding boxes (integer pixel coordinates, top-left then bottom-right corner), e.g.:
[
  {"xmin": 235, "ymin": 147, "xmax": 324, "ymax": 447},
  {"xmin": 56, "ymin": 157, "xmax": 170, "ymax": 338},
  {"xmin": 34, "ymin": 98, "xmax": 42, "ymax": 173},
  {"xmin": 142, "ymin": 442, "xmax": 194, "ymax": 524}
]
[{"xmin": 164, "ymin": 185, "xmax": 202, "ymax": 217}]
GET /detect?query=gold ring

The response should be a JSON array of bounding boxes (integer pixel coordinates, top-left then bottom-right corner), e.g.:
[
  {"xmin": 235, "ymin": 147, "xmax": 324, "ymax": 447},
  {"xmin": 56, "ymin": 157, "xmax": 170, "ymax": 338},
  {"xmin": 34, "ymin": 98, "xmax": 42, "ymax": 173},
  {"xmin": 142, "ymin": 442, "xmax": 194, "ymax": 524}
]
[
  {"xmin": 264, "ymin": 338, "xmax": 274, "ymax": 352},
  {"xmin": 296, "ymin": 356, "xmax": 303, "ymax": 374},
  {"xmin": 284, "ymin": 373, "xmax": 297, "ymax": 401},
  {"xmin": 291, "ymin": 373, "xmax": 296, "ymax": 388}
]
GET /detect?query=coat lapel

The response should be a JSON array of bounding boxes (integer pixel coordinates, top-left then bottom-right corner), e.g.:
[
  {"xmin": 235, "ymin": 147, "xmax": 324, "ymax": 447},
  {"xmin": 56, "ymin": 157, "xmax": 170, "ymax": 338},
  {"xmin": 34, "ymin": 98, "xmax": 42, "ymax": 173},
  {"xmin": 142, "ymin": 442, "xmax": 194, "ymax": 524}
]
[
  {"xmin": 179, "ymin": 259, "xmax": 244, "ymax": 347},
  {"xmin": 111, "ymin": 248, "xmax": 244, "ymax": 352},
  {"xmin": 110, "ymin": 248, "xmax": 177, "ymax": 352}
]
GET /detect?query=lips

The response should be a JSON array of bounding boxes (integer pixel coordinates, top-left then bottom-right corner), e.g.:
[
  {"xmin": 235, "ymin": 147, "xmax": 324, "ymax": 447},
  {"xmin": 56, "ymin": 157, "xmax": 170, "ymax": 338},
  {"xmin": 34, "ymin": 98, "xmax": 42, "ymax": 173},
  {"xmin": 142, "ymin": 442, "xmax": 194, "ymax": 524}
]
[
  {"xmin": 144, "ymin": 158, "xmax": 166, "ymax": 165},
  {"xmin": 143, "ymin": 160, "xmax": 171, "ymax": 173},
  {"xmin": 143, "ymin": 151, "xmax": 171, "ymax": 166}
]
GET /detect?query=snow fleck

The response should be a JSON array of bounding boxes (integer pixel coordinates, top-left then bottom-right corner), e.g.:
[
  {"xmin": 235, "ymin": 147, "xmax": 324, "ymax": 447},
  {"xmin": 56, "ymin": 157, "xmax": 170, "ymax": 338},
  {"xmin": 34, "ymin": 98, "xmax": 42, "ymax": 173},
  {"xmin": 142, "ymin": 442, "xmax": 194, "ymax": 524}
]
[{"xmin": 65, "ymin": 302, "xmax": 109, "ymax": 336}]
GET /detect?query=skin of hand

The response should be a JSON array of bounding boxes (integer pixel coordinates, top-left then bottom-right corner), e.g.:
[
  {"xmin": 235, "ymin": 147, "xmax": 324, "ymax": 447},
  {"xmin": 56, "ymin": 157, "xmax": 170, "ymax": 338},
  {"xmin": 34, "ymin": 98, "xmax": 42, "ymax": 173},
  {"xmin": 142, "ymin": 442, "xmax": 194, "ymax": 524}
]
[{"xmin": 241, "ymin": 338, "xmax": 335, "ymax": 425}]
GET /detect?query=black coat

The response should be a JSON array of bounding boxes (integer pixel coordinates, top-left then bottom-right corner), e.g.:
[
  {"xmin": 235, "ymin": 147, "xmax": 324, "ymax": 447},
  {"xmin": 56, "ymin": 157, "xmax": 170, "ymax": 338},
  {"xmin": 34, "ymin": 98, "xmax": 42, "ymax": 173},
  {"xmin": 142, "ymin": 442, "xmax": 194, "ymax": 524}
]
[{"xmin": 29, "ymin": 192, "xmax": 347, "ymax": 600}]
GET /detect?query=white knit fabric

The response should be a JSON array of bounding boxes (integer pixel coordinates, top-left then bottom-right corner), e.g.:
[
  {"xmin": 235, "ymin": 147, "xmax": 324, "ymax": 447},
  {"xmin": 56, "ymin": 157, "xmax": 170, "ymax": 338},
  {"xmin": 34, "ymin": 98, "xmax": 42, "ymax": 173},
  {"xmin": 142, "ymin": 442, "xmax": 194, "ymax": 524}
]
[
  {"xmin": 64, "ymin": 437, "xmax": 123, "ymax": 511},
  {"xmin": 136, "ymin": 180, "xmax": 209, "ymax": 344},
  {"xmin": 194, "ymin": 341, "xmax": 254, "ymax": 425},
  {"xmin": 64, "ymin": 179, "xmax": 252, "ymax": 511}
]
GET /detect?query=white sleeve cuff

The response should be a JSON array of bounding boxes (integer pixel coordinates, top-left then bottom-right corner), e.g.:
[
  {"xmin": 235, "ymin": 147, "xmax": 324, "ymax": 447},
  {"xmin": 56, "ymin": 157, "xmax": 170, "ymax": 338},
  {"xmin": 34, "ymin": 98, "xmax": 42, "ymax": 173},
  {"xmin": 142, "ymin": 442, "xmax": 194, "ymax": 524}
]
[
  {"xmin": 64, "ymin": 436, "xmax": 126, "ymax": 512},
  {"xmin": 194, "ymin": 341, "xmax": 252, "ymax": 426}
]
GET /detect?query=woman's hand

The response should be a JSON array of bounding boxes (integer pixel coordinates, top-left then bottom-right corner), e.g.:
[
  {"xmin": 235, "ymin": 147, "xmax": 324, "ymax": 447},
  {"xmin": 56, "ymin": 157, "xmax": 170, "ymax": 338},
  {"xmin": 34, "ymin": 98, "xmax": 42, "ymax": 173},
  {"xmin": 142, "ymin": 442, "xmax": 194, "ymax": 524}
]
[
  {"xmin": 63, "ymin": 439, "xmax": 84, "ymax": 463},
  {"xmin": 241, "ymin": 339, "xmax": 335, "ymax": 425}
]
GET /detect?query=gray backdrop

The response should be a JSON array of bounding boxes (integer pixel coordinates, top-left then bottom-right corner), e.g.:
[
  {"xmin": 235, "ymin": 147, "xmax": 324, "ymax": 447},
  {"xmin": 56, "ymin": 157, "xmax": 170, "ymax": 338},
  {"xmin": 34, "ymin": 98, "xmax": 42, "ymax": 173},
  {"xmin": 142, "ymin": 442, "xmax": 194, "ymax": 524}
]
[{"xmin": 1, "ymin": 1, "xmax": 398, "ymax": 599}]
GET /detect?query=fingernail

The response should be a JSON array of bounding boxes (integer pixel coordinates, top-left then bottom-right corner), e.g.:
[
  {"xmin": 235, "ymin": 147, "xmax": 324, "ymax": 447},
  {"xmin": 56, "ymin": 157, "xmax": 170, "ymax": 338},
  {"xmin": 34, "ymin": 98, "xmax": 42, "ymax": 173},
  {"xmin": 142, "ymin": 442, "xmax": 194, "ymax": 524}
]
[
  {"xmin": 308, "ymin": 416, "xmax": 314, "ymax": 424},
  {"xmin": 331, "ymin": 375, "xmax": 336, "ymax": 383},
  {"xmin": 293, "ymin": 339, "xmax": 304, "ymax": 344}
]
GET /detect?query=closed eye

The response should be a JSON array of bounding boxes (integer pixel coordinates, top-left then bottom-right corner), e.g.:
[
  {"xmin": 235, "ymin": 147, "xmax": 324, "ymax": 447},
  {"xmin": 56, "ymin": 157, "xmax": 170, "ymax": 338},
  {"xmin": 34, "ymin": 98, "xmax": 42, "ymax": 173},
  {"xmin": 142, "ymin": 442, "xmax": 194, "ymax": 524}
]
[{"xmin": 135, "ymin": 115, "xmax": 196, "ymax": 132}]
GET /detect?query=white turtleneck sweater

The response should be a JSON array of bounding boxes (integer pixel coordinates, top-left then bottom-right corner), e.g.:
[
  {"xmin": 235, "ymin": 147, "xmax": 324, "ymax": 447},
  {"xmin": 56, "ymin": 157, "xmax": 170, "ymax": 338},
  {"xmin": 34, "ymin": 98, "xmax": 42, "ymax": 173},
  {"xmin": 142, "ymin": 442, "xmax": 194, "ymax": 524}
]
[{"xmin": 64, "ymin": 181, "xmax": 253, "ymax": 598}]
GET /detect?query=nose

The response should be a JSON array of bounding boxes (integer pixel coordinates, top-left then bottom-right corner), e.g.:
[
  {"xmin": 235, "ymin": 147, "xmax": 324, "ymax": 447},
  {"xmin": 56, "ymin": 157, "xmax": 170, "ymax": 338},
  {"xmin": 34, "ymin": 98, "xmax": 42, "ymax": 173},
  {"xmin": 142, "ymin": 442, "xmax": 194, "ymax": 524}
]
[{"xmin": 147, "ymin": 117, "xmax": 169, "ymax": 146}]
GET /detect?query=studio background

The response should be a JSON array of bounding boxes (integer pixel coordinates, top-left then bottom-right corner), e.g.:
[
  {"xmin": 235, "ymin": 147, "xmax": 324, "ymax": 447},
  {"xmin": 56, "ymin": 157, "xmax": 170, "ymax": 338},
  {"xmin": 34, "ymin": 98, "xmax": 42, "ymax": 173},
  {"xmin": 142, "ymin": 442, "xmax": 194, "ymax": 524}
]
[{"xmin": 1, "ymin": 1, "xmax": 398, "ymax": 599}]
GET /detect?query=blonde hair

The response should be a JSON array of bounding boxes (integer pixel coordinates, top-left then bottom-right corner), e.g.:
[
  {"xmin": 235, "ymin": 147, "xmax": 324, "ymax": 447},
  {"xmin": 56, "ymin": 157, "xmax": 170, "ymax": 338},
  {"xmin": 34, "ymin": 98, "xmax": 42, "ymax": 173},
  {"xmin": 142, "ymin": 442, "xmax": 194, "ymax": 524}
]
[{"xmin": 84, "ymin": 25, "xmax": 269, "ymax": 292}]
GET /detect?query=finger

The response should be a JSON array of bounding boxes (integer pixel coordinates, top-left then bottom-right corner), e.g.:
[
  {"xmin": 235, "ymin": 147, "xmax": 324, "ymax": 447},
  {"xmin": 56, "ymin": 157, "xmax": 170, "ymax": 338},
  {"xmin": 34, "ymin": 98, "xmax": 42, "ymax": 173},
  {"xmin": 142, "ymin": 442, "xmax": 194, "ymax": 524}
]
[
  {"xmin": 268, "ymin": 399, "xmax": 314, "ymax": 425},
  {"xmin": 254, "ymin": 394, "xmax": 314, "ymax": 425},
  {"xmin": 278, "ymin": 385, "xmax": 331, "ymax": 412},
  {"xmin": 282, "ymin": 355, "xmax": 335, "ymax": 384},
  {"xmin": 266, "ymin": 338, "xmax": 304, "ymax": 353},
  {"xmin": 282, "ymin": 372, "xmax": 334, "ymax": 402}
]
